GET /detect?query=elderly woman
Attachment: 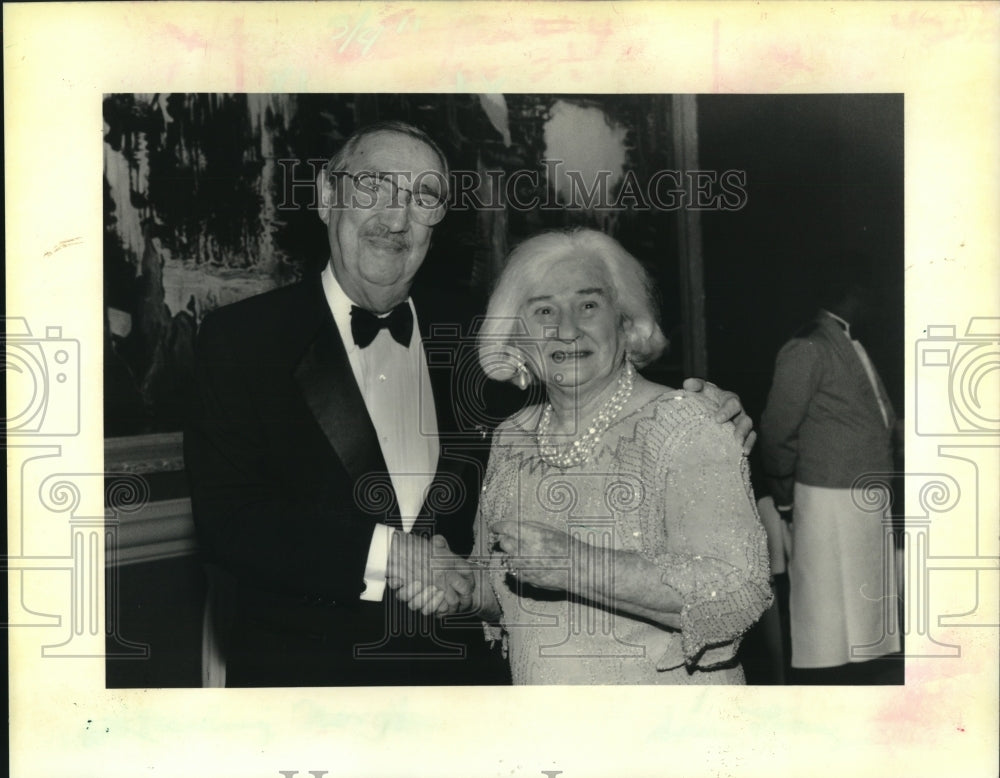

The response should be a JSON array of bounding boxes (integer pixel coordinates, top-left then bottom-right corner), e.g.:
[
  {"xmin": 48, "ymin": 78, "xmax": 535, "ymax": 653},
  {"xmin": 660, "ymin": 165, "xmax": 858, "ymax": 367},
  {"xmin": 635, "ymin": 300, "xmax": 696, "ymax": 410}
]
[{"xmin": 474, "ymin": 228, "xmax": 772, "ymax": 684}]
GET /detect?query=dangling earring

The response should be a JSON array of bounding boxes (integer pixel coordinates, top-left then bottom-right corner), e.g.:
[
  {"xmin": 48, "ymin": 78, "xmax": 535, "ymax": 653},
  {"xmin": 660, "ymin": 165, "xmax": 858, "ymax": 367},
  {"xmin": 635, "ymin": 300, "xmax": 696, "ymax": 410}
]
[{"xmin": 513, "ymin": 363, "xmax": 530, "ymax": 390}]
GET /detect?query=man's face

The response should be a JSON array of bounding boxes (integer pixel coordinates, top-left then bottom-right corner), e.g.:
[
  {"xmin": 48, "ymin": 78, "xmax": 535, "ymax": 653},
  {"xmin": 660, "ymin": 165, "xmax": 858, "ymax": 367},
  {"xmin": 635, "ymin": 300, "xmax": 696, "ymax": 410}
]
[{"xmin": 319, "ymin": 130, "xmax": 446, "ymax": 311}]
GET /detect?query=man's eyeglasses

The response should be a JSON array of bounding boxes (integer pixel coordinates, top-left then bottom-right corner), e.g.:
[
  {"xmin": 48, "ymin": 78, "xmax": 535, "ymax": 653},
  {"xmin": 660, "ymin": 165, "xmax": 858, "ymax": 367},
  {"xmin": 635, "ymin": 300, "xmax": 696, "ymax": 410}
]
[{"xmin": 329, "ymin": 170, "xmax": 448, "ymax": 226}]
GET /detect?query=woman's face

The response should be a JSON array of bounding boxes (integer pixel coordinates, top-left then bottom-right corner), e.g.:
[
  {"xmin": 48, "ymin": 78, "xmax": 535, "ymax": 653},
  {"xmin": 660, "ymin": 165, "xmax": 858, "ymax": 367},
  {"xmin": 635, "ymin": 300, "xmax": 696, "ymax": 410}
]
[{"xmin": 516, "ymin": 253, "xmax": 626, "ymax": 393}]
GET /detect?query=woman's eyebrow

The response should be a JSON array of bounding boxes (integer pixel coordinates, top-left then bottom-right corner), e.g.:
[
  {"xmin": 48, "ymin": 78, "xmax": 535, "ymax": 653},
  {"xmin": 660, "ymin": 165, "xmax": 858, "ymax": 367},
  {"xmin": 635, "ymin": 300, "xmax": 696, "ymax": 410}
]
[{"xmin": 526, "ymin": 287, "xmax": 605, "ymax": 305}]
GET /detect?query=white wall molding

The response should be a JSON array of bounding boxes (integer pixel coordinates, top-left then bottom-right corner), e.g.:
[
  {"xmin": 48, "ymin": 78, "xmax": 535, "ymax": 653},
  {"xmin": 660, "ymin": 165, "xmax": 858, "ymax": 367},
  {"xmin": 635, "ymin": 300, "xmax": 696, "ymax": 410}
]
[{"xmin": 109, "ymin": 497, "xmax": 197, "ymax": 567}]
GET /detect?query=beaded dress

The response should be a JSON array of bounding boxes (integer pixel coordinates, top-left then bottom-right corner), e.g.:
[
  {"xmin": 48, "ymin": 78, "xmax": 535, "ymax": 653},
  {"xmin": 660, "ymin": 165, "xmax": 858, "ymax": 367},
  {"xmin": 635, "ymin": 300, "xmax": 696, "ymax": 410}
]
[{"xmin": 476, "ymin": 390, "xmax": 773, "ymax": 685}]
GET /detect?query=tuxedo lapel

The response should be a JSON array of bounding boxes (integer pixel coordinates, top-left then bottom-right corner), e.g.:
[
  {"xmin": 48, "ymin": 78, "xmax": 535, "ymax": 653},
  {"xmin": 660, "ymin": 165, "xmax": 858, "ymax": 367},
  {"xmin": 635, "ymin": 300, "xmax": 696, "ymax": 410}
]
[
  {"xmin": 411, "ymin": 296, "xmax": 475, "ymax": 540},
  {"xmin": 292, "ymin": 294, "xmax": 388, "ymax": 486}
]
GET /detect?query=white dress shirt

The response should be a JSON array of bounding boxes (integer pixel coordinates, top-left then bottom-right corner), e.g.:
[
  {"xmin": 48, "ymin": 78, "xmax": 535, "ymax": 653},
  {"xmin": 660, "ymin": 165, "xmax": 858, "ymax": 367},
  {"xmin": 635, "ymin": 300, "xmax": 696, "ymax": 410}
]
[{"xmin": 321, "ymin": 264, "xmax": 439, "ymax": 601}]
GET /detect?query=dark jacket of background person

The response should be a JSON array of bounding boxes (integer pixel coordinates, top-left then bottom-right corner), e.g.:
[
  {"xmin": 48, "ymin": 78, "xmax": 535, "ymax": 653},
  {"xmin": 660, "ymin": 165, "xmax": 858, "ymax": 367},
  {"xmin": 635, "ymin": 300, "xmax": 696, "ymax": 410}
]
[{"xmin": 760, "ymin": 312, "xmax": 896, "ymax": 506}]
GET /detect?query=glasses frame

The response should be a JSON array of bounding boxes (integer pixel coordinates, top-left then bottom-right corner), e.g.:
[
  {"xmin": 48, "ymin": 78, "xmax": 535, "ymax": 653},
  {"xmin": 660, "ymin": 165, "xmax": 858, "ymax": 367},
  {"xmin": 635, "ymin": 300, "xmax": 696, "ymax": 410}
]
[{"xmin": 328, "ymin": 169, "xmax": 448, "ymax": 226}]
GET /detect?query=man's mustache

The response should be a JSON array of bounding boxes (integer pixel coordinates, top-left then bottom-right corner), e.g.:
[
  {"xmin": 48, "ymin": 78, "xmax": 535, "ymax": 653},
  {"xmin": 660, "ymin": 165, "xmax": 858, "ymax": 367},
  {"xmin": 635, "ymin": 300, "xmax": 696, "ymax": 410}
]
[{"xmin": 363, "ymin": 226, "xmax": 409, "ymax": 250}]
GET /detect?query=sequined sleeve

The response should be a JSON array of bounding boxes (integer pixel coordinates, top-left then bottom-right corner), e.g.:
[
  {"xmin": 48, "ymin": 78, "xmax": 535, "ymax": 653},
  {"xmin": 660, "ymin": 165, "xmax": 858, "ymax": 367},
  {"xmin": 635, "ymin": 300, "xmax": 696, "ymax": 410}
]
[{"xmin": 640, "ymin": 398, "xmax": 773, "ymax": 669}]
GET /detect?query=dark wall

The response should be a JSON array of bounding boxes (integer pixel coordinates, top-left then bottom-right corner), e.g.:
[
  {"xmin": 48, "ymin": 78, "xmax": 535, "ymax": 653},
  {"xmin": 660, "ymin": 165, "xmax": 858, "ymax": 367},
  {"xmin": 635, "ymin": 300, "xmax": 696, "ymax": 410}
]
[{"xmin": 698, "ymin": 94, "xmax": 904, "ymax": 424}]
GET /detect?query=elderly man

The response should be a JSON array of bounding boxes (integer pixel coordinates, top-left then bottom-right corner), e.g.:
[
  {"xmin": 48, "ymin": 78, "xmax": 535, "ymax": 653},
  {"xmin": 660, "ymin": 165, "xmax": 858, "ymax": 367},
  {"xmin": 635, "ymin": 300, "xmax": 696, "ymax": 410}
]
[{"xmin": 185, "ymin": 120, "xmax": 753, "ymax": 687}]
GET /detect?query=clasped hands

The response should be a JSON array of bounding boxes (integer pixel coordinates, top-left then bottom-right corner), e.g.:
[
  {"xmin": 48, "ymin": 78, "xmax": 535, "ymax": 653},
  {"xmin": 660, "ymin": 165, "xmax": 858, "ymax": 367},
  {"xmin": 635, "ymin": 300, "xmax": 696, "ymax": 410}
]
[{"xmin": 386, "ymin": 531, "xmax": 478, "ymax": 616}]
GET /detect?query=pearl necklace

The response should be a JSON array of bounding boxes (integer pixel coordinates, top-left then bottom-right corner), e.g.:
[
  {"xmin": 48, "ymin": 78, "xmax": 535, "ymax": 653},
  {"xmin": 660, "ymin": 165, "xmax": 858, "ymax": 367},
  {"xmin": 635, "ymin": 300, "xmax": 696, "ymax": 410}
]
[{"xmin": 536, "ymin": 361, "xmax": 635, "ymax": 468}]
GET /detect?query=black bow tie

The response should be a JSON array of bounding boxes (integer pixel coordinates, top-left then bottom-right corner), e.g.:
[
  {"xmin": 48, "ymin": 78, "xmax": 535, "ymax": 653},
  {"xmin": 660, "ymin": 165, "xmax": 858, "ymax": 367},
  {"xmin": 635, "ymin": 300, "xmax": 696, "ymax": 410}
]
[{"xmin": 350, "ymin": 303, "xmax": 413, "ymax": 348}]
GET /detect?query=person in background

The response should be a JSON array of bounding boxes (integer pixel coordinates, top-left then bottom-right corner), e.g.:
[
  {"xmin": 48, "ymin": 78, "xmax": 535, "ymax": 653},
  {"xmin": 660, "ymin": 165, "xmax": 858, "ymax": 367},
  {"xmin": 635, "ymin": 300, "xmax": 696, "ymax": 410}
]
[{"xmin": 760, "ymin": 254, "xmax": 902, "ymax": 684}]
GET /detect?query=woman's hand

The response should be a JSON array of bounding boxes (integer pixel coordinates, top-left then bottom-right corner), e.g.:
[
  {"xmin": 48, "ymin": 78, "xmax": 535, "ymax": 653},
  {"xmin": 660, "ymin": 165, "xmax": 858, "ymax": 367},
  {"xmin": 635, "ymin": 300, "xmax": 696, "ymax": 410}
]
[
  {"xmin": 492, "ymin": 520, "xmax": 685, "ymax": 629},
  {"xmin": 490, "ymin": 520, "xmax": 585, "ymax": 592}
]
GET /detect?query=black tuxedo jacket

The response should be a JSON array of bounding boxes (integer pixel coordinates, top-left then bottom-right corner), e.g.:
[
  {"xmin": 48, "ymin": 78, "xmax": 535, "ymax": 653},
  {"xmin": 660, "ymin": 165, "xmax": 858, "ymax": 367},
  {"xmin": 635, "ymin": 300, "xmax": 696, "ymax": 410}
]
[{"xmin": 184, "ymin": 273, "xmax": 516, "ymax": 686}]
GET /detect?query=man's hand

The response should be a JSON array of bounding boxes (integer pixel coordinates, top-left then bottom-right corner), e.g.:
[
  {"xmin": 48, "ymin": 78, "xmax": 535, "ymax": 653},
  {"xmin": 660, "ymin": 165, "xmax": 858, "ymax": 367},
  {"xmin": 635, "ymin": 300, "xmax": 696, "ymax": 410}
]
[
  {"xmin": 682, "ymin": 377, "xmax": 756, "ymax": 455},
  {"xmin": 386, "ymin": 533, "xmax": 476, "ymax": 616}
]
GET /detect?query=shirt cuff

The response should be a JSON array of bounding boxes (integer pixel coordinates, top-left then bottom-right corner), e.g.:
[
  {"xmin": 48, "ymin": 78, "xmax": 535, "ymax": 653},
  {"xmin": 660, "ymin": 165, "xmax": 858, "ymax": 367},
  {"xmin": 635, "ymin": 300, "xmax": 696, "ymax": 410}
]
[{"xmin": 360, "ymin": 524, "xmax": 393, "ymax": 602}]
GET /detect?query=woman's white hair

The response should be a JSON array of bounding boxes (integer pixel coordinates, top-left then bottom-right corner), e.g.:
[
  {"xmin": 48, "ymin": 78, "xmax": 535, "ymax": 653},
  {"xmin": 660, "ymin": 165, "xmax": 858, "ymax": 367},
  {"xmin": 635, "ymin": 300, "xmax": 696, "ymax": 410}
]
[{"xmin": 478, "ymin": 228, "xmax": 669, "ymax": 385}]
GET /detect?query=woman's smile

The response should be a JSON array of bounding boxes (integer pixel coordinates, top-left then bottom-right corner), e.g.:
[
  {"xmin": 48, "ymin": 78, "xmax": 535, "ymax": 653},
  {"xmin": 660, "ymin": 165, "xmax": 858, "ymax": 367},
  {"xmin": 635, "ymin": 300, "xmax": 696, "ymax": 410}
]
[{"xmin": 551, "ymin": 348, "xmax": 593, "ymax": 364}]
